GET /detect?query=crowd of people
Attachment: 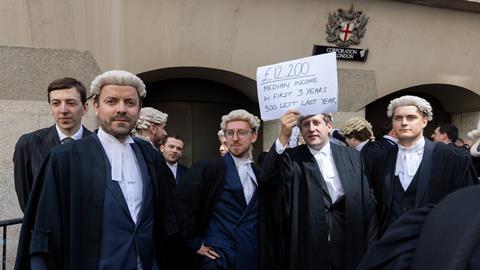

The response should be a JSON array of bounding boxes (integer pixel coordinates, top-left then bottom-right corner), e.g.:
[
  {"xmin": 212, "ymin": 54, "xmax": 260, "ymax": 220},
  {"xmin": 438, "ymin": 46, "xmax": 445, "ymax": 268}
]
[{"xmin": 11, "ymin": 70, "xmax": 480, "ymax": 270}]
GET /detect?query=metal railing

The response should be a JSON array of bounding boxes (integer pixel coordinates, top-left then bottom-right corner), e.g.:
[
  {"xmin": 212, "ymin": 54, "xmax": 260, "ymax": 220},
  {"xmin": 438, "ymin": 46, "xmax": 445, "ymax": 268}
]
[{"xmin": 1, "ymin": 218, "xmax": 22, "ymax": 270}]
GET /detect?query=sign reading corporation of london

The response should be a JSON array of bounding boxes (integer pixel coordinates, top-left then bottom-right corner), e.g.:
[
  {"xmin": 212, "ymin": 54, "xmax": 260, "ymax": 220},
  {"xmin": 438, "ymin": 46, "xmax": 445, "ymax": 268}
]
[{"xmin": 314, "ymin": 5, "xmax": 369, "ymax": 62}]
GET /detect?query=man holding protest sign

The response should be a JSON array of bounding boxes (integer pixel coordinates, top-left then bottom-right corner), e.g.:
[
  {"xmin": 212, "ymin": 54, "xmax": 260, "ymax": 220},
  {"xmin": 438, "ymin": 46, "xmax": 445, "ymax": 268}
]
[{"xmin": 260, "ymin": 109, "xmax": 376, "ymax": 270}]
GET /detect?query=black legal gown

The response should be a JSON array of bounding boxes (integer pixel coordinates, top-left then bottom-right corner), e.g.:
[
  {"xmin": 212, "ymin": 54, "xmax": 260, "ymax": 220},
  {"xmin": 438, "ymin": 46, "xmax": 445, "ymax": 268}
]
[
  {"xmin": 358, "ymin": 185, "xmax": 480, "ymax": 270},
  {"xmin": 260, "ymin": 143, "xmax": 377, "ymax": 270},
  {"xmin": 14, "ymin": 134, "xmax": 172, "ymax": 270},
  {"xmin": 369, "ymin": 139, "xmax": 478, "ymax": 237}
]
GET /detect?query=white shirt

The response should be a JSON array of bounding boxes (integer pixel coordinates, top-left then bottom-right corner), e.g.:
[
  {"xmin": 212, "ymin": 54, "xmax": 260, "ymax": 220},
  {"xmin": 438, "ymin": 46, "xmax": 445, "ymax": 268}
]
[
  {"xmin": 288, "ymin": 127, "xmax": 300, "ymax": 148},
  {"xmin": 167, "ymin": 162, "xmax": 178, "ymax": 179},
  {"xmin": 134, "ymin": 134, "xmax": 158, "ymax": 151},
  {"xmin": 275, "ymin": 139, "xmax": 344, "ymax": 203},
  {"xmin": 97, "ymin": 127, "xmax": 143, "ymax": 224},
  {"xmin": 395, "ymin": 137, "xmax": 425, "ymax": 191},
  {"xmin": 56, "ymin": 124, "xmax": 84, "ymax": 141},
  {"xmin": 384, "ymin": 135, "xmax": 398, "ymax": 144},
  {"xmin": 355, "ymin": 140, "xmax": 369, "ymax": 151},
  {"xmin": 231, "ymin": 153, "xmax": 257, "ymax": 204}
]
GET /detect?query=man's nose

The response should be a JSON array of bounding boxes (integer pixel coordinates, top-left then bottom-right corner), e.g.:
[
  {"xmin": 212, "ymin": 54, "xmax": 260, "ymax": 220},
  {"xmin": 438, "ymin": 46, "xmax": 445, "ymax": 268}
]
[
  {"xmin": 60, "ymin": 103, "xmax": 68, "ymax": 114},
  {"xmin": 307, "ymin": 122, "xmax": 315, "ymax": 131},
  {"xmin": 116, "ymin": 101, "xmax": 128, "ymax": 113}
]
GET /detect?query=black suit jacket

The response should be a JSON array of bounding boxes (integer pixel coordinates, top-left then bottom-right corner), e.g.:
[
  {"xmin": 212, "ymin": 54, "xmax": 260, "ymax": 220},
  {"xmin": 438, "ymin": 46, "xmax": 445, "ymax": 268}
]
[
  {"xmin": 359, "ymin": 186, "xmax": 480, "ymax": 270},
  {"xmin": 14, "ymin": 134, "xmax": 172, "ymax": 270},
  {"xmin": 376, "ymin": 136, "xmax": 397, "ymax": 150},
  {"xmin": 13, "ymin": 125, "xmax": 92, "ymax": 211},
  {"xmin": 361, "ymin": 139, "xmax": 390, "ymax": 179},
  {"xmin": 260, "ymin": 143, "xmax": 376, "ymax": 270},
  {"xmin": 370, "ymin": 138, "xmax": 478, "ymax": 236},
  {"xmin": 174, "ymin": 154, "xmax": 261, "ymax": 268},
  {"xmin": 176, "ymin": 163, "xmax": 189, "ymax": 185}
]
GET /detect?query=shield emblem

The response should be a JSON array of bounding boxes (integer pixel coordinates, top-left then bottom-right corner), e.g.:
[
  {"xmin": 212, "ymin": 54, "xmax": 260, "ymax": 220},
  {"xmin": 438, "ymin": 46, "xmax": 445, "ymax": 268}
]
[{"xmin": 339, "ymin": 22, "xmax": 355, "ymax": 42}]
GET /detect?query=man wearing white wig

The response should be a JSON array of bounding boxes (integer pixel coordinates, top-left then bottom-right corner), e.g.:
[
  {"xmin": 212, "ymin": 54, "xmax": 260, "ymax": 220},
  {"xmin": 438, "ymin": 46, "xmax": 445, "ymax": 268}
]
[
  {"xmin": 175, "ymin": 109, "xmax": 263, "ymax": 270},
  {"xmin": 16, "ymin": 70, "xmax": 172, "ymax": 270},
  {"xmin": 260, "ymin": 109, "xmax": 376, "ymax": 270},
  {"xmin": 368, "ymin": 95, "xmax": 477, "ymax": 239},
  {"xmin": 341, "ymin": 116, "xmax": 386, "ymax": 178},
  {"xmin": 134, "ymin": 107, "xmax": 168, "ymax": 149}
]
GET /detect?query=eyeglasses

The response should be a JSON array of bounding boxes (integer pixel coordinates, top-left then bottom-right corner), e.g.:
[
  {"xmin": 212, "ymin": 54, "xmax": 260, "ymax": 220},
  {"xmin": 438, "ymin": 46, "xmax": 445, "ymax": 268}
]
[{"xmin": 224, "ymin": 129, "xmax": 253, "ymax": 138}]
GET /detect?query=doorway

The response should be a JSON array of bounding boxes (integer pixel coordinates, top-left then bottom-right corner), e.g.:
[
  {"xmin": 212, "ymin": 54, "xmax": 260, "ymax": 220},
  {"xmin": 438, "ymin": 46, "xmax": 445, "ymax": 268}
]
[
  {"xmin": 366, "ymin": 91, "xmax": 450, "ymax": 139},
  {"xmin": 138, "ymin": 68, "xmax": 261, "ymax": 166}
]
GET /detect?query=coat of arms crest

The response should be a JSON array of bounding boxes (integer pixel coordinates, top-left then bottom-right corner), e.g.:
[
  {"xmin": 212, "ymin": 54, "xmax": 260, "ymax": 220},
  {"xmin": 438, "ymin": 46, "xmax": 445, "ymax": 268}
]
[{"xmin": 326, "ymin": 5, "xmax": 369, "ymax": 47}]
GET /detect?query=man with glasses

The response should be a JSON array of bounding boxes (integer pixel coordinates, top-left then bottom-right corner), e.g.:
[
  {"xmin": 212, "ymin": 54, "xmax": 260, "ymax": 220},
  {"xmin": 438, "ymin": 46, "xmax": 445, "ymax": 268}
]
[
  {"xmin": 260, "ymin": 109, "xmax": 376, "ymax": 270},
  {"xmin": 175, "ymin": 109, "xmax": 262, "ymax": 270}
]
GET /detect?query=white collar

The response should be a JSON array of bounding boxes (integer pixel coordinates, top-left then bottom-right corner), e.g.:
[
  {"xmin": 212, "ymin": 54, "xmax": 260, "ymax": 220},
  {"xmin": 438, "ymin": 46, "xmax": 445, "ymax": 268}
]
[
  {"xmin": 384, "ymin": 135, "xmax": 398, "ymax": 143},
  {"xmin": 97, "ymin": 127, "xmax": 134, "ymax": 145},
  {"xmin": 97, "ymin": 127, "xmax": 135, "ymax": 181},
  {"xmin": 398, "ymin": 137, "xmax": 425, "ymax": 152},
  {"xmin": 307, "ymin": 141, "xmax": 331, "ymax": 157},
  {"xmin": 230, "ymin": 153, "xmax": 257, "ymax": 186},
  {"xmin": 167, "ymin": 162, "xmax": 178, "ymax": 169},
  {"xmin": 355, "ymin": 140, "xmax": 369, "ymax": 151},
  {"xmin": 134, "ymin": 134, "xmax": 157, "ymax": 150},
  {"xmin": 230, "ymin": 153, "xmax": 252, "ymax": 167},
  {"xmin": 395, "ymin": 137, "xmax": 425, "ymax": 178},
  {"xmin": 308, "ymin": 141, "xmax": 337, "ymax": 179},
  {"xmin": 56, "ymin": 125, "xmax": 83, "ymax": 141}
]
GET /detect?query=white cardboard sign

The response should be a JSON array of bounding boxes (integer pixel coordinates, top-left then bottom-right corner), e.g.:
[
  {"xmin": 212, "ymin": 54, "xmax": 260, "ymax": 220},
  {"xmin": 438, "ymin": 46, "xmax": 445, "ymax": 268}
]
[{"xmin": 256, "ymin": 52, "xmax": 338, "ymax": 121}]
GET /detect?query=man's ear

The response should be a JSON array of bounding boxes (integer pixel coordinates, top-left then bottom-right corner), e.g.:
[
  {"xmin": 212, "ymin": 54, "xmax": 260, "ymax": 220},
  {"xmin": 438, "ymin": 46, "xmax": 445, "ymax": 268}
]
[
  {"xmin": 82, "ymin": 103, "xmax": 89, "ymax": 115},
  {"xmin": 250, "ymin": 132, "xmax": 258, "ymax": 144},
  {"xmin": 149, "ymin": 124, "xmax": 156, "ymax": 134},
  {"xmin": 93, "ymin": 100, "xmax": 99, "ymax": 116}
]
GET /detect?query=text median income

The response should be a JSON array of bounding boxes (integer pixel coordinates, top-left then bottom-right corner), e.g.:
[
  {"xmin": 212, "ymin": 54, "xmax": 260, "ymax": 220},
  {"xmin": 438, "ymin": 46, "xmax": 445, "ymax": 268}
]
[{"xmin": 260, "ymin": 74, "xmax": 316, "ymax": 86}]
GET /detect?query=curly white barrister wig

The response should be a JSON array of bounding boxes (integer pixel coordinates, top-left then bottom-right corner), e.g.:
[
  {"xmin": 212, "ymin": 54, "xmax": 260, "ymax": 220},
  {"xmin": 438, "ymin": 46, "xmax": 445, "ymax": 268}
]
[
  {"xmin": 387, "ymin": 95, "xmax": 433, "ymax": 121},
  {"xmin": 468, "ymin": 120, "xmax": 480, "ymax": 157},
  {"xmin": 135, "ymin": 107, "xmax": 168, "ymax": 130},
  {"xmin": 297, "ymin": 113, "xmax": 333, "ymax": 127},
  {"xmin": 217, "ymin": 130, "xmax": 226, "ymax": 141},
  {"xmin": 220, "ymin": 109, "xmax": 261, "ymax": 133},
  {"xmin": 468, "ymin": 130, "xmax": 480, "ymax": 141},
  {"xmin": 341, "ymin": 116, "xmax": 374, "ymax": 137},
  {"xmin": 90, "ymin": 70, "xmax": 146, "ymax": 98}
]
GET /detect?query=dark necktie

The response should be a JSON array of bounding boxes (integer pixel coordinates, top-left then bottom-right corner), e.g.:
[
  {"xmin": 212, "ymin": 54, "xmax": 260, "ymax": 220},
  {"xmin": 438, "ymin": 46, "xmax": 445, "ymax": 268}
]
[{"xmin": 61, "ymin": 137, "xmax": 75, "ymax": 144}]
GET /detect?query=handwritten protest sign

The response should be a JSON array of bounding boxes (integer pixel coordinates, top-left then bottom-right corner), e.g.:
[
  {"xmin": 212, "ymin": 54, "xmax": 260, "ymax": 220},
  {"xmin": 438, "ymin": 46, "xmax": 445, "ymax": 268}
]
[{"xmin": 256, "ymin": 52, "xmax": 338, "ymax": 121}]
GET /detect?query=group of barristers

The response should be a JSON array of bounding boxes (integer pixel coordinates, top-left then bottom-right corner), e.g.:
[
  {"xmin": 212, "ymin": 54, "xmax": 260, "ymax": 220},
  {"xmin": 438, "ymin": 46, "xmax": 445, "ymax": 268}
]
[{"xmin": 12, "ymin": 70, "xmax": 479, "ymax": 270}]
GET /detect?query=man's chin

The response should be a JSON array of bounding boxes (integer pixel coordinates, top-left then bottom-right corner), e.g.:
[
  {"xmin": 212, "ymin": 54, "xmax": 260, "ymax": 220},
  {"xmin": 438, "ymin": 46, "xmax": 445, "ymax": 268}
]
[
  {"xmin": 230, "ymin": 150, "xmax": 248, "ymax": 158},
  {"xmin": 58, "ymin": 124, "xmax": 72, "ymax": 130},
  {"xmin": 306, "ymin": 140, "xmax": 326, "ymax": 150},
  {"xmin": 306, "ymin": 139, "xmax": 321, "ymax": 145},
  {"xmin": 108, "ymin": 127, "xmax": 132, "ymax": 139},
  {"xmin": 398, "ymin": 135, "xmax": 416, "ymax": 140},
  {"xmin": 58, "ymin": 123, "xmax": 78, "ymax": 132}
]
